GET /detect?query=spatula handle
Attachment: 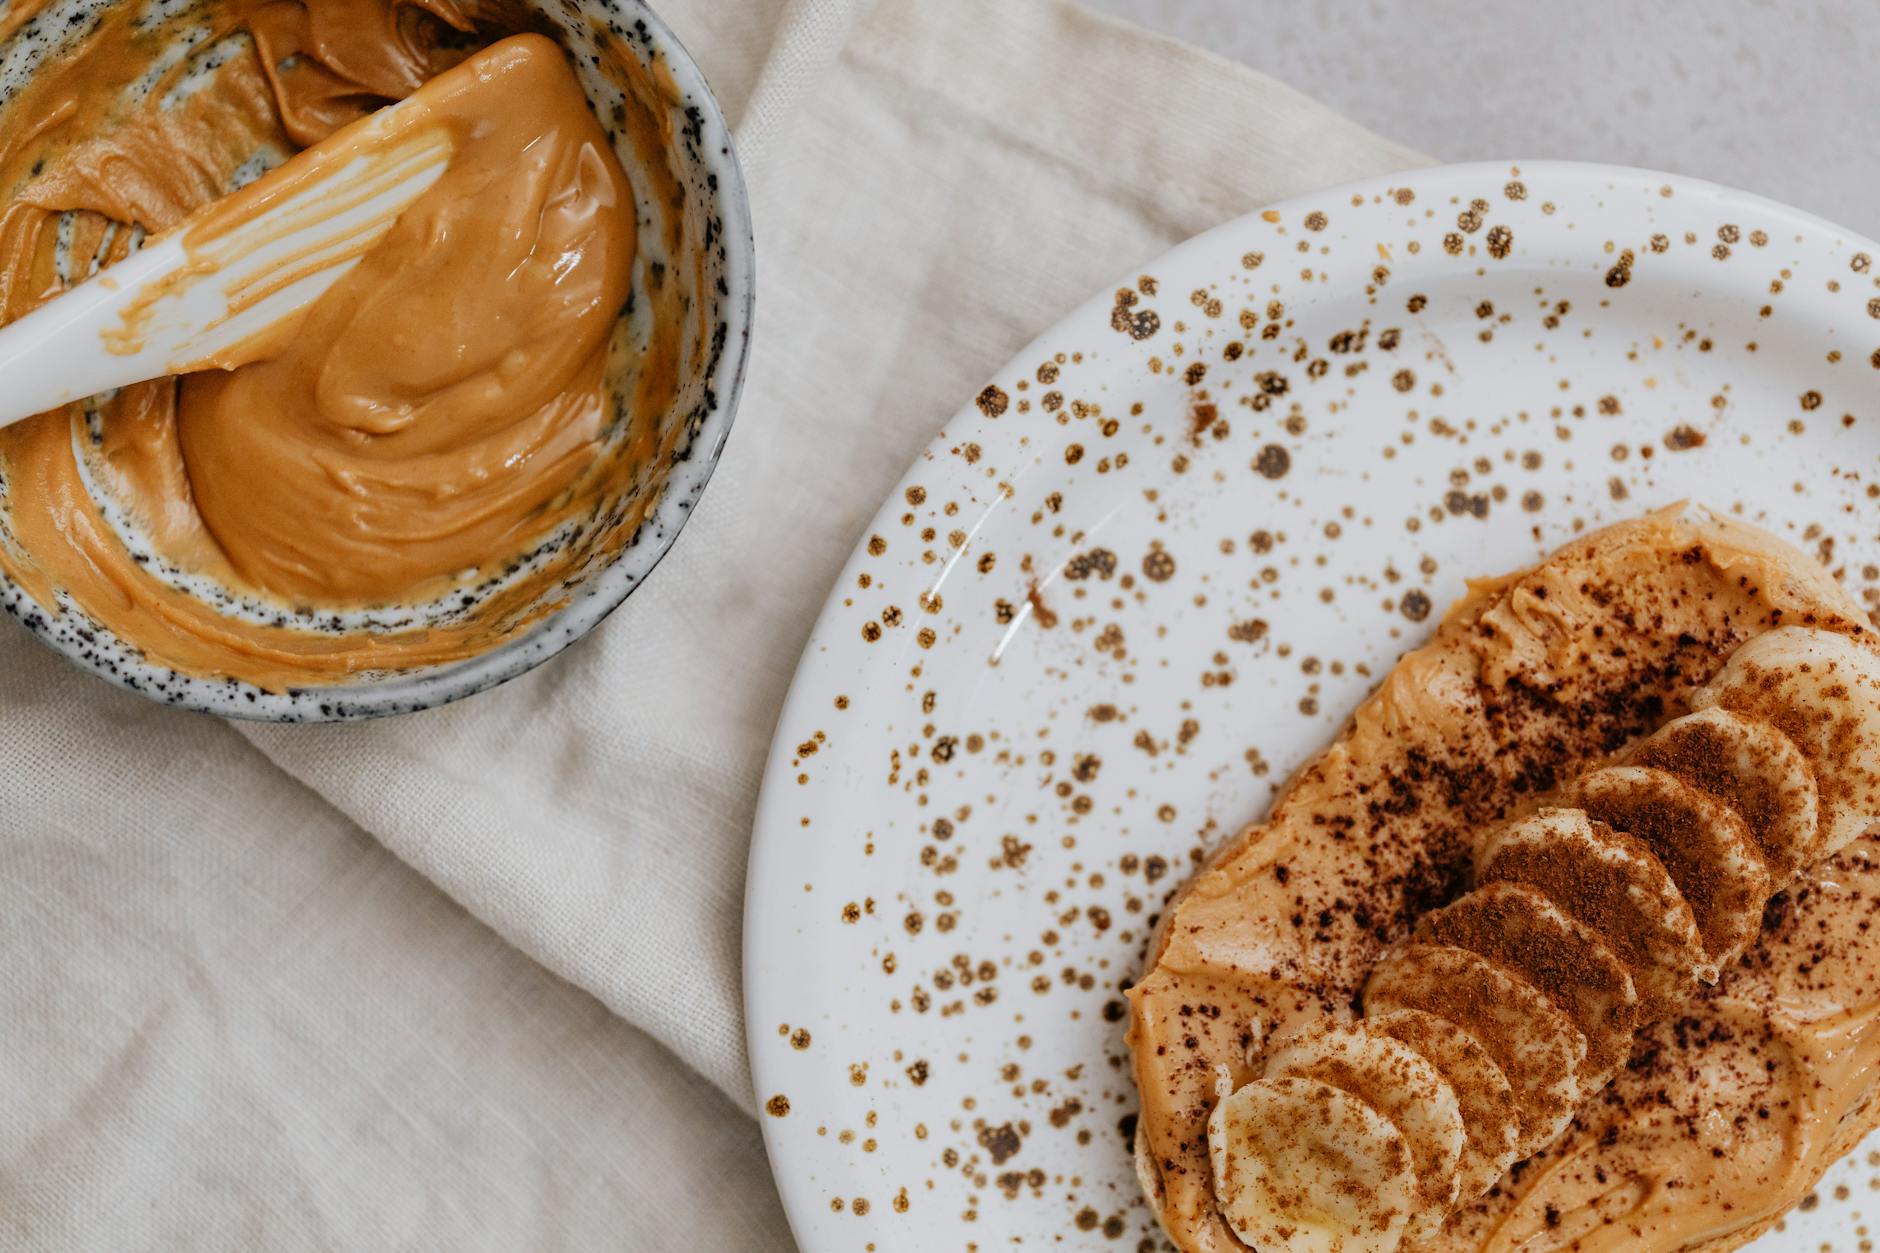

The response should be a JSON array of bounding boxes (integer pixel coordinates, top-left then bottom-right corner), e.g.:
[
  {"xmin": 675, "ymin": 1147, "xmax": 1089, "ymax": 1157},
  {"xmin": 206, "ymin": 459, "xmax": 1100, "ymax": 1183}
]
[
  {"xmin": 0, "ymin": 101, "xmax": 449, "ymax": 429},
  {"xmin": 0, "ymin": 236, "xmax": 191, "ymax": 426}
]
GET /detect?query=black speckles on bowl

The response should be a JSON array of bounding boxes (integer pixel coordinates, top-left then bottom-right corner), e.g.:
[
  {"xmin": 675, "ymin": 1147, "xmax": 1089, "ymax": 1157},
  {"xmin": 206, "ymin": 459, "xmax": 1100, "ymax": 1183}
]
[{"xmin": 0, "ymin": 0, "xmax": 753, "ymax": 721}]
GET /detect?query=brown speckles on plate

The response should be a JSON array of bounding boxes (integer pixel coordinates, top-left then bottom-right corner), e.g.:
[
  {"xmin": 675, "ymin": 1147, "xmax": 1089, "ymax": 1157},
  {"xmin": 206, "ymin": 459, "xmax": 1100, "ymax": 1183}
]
[
  {"xmin": 1024, "ymin": 581, "xmax": 1059, "ymax": 628},
  {"xmin": 1141, "ymin": 545, "xmax": 1176, "ymax": 582},
  {"xmin": 1606, "ymin": 248, "xmax": 1636, "ymax": 287},
  {"xmin": 1253, "ymin": 443, "xmax": 1292, "ymax": 479},
  {"xmin": 1110, "ymin": 287, "xmax": 1159, "ymax": 340},
  {"xmin": 745, "ymin": 163, "xmax": 1880, "ymax": 1253}
]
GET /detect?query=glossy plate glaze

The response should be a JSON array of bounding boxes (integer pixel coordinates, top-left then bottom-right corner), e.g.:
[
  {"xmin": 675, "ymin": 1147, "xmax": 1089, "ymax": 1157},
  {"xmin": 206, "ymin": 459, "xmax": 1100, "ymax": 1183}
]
[{"xmin": 746, "ymin": 162, "xmax": 1880, "ymax": 1252}]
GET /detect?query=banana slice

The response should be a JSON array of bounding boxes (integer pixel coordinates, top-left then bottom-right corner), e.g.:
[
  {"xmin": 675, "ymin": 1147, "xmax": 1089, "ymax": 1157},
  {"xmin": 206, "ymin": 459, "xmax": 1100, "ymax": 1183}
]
[
  {"xmin": 1629, "ymin": 705, "xmax": 1823, "ymax": 880},
  {"xmin": 1563, "ymin": 765, "xmax": 1772, "ymax": 966},
  {"xmin": 1264, "ymin": 1021, "xmax": 1466, "ymax": 1224},
  {"xmin": 1362, "ymin": 943, "xmax": 1586, "ymax": 1158},
  {"xmin": 1693, "ymin": 626, "xmax": 1880, "ymax": 858},
  {"xmin": 1367, "ymin": 1008, "xmax": 1522, "ymax": 1222},
  {"xmin": 1413, "ymin": 880, "xmax": 1640, "ymax": 1085},
  {"xmin": 1208, "ymin": 1074, "xmax": 1418, "ymax": 1252},
  {"xmin": 1133, "ymin": 1121, "xmax": 1164, "ymax": 1210},
  {"xmin": 1476, "ymin": 807, "xmax": 1714, "ymax": 1011}
]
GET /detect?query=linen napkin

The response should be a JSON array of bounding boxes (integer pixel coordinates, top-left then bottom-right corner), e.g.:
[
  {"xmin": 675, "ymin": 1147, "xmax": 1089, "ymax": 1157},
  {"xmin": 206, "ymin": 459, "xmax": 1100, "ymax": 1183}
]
[
  {"xmin": 235, "ymin": 0, "xmax": 1425, "ymax": 1106},
  {"xmin": 0, "ymin": 0, "xmax": 1424, "ymax": 1247}
]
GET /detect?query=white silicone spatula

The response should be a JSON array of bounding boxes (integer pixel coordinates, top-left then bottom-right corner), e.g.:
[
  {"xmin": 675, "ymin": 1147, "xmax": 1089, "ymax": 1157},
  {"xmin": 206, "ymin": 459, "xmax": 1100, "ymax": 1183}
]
[{"xmin": 0, "ymin": 90, "xmax": 452, "ymax": 427}]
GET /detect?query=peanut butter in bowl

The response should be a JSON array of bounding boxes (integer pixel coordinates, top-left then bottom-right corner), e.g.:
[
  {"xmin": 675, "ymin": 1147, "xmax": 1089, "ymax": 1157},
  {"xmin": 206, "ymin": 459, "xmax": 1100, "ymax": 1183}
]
[{"xmin": 0, "ymin": 0, "xmax": 751, "ymax": 719}]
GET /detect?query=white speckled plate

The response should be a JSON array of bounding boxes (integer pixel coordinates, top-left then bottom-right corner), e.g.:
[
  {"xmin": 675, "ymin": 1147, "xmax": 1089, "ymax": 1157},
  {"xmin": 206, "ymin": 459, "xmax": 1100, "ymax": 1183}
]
[{"xmin": 745, "ymin": 162, "xmax": 1880, "ymax": 1253}]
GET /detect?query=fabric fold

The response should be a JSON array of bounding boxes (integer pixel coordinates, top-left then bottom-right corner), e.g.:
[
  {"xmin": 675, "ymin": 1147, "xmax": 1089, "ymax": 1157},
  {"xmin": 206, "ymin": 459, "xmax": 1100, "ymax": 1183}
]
[
  {"xmin": 238, "ymin": 0, "xmax": 1423, "ymax": 1110},
  {"xmin": 5, "ymin": 0, "xmax": 1426, "ymax": 1246}
]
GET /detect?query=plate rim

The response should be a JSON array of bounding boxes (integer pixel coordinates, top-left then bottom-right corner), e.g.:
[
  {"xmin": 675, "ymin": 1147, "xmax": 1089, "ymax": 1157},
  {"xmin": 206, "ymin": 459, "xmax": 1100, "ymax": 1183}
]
[{"xmin": 741, "ymin": 158, "xmax": 1880, "ymax": 1252}]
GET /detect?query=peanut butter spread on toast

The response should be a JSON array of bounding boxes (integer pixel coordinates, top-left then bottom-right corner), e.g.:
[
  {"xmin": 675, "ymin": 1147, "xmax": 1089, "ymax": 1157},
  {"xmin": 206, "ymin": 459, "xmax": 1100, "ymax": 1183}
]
[{"xmin": 1129, "ymin": 504, "xmax": 1880, "ymax": 1251}]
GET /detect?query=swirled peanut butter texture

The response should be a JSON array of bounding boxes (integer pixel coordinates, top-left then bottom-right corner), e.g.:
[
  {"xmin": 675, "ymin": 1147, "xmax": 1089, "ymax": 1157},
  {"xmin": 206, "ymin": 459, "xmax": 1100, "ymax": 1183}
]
[
  {"xmin": 0, "ymin": 1, "xmax": 693, "ymax": 688},
  {"xmin": 1128, "ymin": 506, "xmax": 1880, "ymax": 1252}
]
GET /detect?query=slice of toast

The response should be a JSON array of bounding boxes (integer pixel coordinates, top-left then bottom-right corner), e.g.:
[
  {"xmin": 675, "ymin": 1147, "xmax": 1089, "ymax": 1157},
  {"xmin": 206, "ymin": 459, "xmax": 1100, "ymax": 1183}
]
[{"xmin": 1127, "ymin": 503, "xmax": 1874, "ymax": 1252}]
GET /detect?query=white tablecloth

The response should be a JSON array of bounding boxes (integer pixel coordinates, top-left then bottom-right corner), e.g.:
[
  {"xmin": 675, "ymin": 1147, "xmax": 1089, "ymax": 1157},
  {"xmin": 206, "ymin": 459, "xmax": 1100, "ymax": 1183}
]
[{"xmin": 0, "ymin": 1, "xmax": 1421, "ymax": 1246}]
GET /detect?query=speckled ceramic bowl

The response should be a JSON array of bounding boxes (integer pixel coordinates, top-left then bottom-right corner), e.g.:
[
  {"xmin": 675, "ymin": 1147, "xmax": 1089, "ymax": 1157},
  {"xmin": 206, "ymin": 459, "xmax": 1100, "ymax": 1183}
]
[{"xmin": 0, "ymin": 0, "xmax": 752, "ymax": 721}]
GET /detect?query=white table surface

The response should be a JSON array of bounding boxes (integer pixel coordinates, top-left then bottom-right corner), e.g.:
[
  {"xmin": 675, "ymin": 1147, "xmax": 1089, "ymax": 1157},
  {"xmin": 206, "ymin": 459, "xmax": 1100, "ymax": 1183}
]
[{"xmin": 1087, "ymin": 0, "xmax": 1880, "ymax": 236}]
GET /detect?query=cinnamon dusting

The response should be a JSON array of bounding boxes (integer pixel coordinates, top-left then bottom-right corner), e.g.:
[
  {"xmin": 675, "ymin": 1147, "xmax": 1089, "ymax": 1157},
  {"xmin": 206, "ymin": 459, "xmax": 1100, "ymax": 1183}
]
[{"xmin": 1127, "ymin": 507, "xmax": 1876, "ymax": 1253}]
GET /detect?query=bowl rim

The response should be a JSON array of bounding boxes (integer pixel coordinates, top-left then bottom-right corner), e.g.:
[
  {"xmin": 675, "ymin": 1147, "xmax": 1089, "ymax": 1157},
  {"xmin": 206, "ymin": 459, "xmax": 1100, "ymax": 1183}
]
[{"xmin": 0, "ymin": 0, "xmax": 756, "ymax": 723}]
